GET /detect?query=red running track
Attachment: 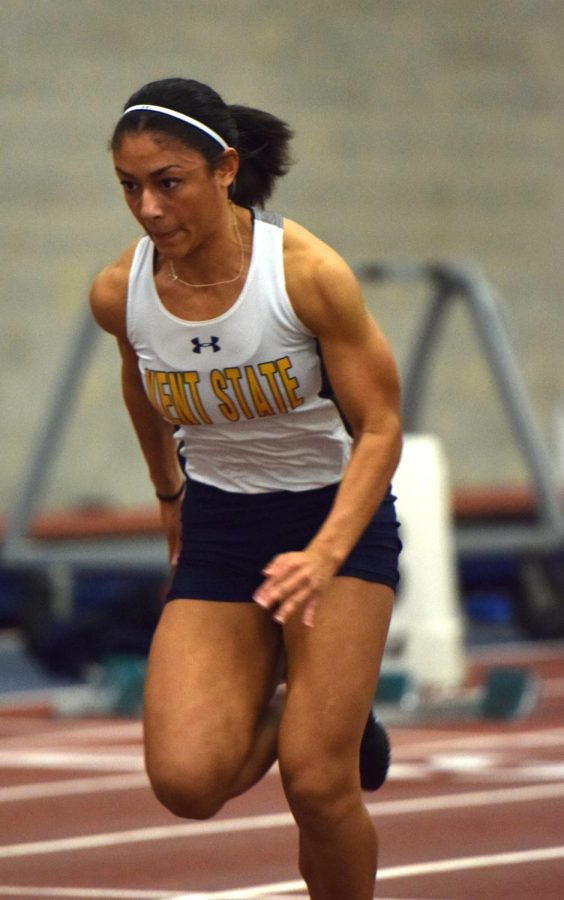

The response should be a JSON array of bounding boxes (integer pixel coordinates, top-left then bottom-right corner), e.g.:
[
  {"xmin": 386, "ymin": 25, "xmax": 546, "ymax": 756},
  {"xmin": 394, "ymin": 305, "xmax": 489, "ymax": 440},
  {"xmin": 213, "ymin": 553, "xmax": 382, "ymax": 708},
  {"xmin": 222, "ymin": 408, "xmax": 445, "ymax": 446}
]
[{"xmin": 0, "ymin": 640, "xmax": 563, "ymax": 899}]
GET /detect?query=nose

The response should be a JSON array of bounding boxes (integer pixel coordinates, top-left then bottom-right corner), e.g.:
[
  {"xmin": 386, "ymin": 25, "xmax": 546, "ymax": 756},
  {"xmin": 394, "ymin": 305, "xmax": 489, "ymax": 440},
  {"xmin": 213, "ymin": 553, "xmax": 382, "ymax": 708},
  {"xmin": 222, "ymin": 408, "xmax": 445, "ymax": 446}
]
[{"xmin": 139, "ymin": 188, "xmax": 163, "ymax": 220}]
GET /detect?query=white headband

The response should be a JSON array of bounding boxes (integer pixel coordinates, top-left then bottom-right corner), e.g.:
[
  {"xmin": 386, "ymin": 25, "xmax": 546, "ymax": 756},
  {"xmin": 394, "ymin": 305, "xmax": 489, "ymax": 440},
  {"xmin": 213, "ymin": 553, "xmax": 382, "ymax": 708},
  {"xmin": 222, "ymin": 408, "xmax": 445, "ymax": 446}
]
[{"xmin": 121, "ymin": 104, "xmax": 229, "ymax": 150}]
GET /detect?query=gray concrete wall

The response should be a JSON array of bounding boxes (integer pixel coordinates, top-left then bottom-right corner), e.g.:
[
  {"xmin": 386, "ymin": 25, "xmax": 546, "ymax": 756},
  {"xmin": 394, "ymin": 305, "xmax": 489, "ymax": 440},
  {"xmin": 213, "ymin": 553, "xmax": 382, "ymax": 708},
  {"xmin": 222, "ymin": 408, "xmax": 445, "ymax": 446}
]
[{"xmin": 2, "ymin": 0, "xmax": 563, "ymax": 512}]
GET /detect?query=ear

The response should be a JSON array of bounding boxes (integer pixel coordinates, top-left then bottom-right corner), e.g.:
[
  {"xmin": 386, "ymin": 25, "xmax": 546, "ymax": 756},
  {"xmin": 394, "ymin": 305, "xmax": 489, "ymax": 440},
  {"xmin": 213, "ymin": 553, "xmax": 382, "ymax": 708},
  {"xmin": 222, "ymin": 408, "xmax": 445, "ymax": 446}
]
[{"xmin": 216, "ymin": 148, "xmax": 239, "ymax": 188}]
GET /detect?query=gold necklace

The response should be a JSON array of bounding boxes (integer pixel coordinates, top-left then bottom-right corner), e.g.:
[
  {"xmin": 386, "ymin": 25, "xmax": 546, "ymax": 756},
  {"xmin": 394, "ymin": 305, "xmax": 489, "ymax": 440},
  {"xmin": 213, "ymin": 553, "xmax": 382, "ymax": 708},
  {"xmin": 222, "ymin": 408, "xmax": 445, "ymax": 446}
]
[{"xmin": 169, "ymin": 208, "xmax": 245, "ymax": 289}]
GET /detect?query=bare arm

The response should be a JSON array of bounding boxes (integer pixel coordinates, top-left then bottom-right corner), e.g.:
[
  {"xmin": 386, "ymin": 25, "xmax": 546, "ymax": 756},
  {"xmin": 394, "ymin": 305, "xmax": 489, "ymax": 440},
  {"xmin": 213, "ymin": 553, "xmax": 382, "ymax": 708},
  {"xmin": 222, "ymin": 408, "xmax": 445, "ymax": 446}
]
[
  {"xmin": 116, "ymin": 336, "xmax": 184, "ymax": 498},
  {"xmin": 254, "ymin": 232, "xmax": 402, "ymax": 625},
  {"xmin": 298, "ymin": 257, "xmax": 402, "ymax": 567},
  {"xmin": 90, "ymin": 250, "xmax": 185, "ymax": 561}
]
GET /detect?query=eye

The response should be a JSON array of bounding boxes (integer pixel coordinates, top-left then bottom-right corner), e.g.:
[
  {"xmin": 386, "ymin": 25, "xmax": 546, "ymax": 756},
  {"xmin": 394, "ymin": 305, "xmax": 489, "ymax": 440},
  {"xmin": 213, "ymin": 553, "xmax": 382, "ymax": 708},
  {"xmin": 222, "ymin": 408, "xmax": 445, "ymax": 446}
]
[
  {"xmin": 161, "ymin": 178, "xmax": 180, "ymax": 191},
  {"xmin": 119, "ymin": 179, "xmax": 138, "ymax": 194}
]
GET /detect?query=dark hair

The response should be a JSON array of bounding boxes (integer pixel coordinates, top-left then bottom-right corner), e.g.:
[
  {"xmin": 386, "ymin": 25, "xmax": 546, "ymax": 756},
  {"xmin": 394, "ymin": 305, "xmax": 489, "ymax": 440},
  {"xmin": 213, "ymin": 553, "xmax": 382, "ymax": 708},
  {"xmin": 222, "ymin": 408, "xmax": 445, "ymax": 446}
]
[{"xmin": 111, "ymin": 77, "xmax": 294, "ymax": 208}]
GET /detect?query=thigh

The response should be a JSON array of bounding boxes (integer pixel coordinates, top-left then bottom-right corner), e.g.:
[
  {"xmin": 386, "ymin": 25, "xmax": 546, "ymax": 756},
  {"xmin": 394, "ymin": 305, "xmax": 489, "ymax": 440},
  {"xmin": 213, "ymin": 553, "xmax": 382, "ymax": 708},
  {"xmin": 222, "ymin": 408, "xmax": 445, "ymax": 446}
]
[
  {"xmin": 144, "ymin": 599, "xmax": 282, "ymax": 778},
  {"xmin": 279, "ymin": 578, "xmax": 393, "ymax": 765}
]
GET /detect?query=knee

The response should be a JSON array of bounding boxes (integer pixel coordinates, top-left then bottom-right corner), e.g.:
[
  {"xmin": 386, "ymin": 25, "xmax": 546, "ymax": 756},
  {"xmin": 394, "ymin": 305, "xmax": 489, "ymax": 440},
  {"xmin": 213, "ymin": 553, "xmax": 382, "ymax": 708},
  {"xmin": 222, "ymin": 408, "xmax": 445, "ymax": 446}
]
[
  {"xmin": 279, "ymin": 749, "xmax": 358, "ymax": 831},
  {"xmin": 147, "ymin": 757, "xmax": 227, "ymax": 821}
]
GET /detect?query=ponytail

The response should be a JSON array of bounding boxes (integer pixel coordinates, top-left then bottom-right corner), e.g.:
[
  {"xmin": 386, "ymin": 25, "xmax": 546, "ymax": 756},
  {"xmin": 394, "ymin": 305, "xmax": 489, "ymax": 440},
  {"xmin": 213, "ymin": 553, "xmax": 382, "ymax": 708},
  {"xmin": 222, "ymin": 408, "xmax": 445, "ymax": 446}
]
[{"xmin": 228, "ymin": 105, "xmax": 294, "ymax": 207}]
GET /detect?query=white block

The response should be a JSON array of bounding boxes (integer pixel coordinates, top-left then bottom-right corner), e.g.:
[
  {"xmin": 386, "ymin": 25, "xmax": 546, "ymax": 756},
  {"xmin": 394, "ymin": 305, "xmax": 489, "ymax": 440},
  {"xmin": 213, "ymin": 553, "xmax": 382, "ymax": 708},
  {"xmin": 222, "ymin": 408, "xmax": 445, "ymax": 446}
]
[{"xmin": 387, "ymin": 434, "xmax": 466, "ymax": 692}]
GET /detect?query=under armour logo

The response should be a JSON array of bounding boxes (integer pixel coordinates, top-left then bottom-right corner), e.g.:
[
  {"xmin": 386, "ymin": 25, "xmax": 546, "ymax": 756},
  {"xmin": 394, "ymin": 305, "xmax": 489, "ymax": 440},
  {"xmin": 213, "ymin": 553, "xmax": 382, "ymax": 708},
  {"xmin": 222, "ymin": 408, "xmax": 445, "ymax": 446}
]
[{"xmin": 191, "ymin": 336, "xmax": 221, "ymax": 354}]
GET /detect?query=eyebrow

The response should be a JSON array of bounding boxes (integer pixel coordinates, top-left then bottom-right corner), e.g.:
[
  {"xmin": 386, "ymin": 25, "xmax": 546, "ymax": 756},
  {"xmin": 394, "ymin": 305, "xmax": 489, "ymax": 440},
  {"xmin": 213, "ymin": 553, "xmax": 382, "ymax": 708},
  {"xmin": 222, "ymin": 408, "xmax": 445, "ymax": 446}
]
[{"xmin": 115, "ymin": 164, "xmax": 182, "ymax": 179}]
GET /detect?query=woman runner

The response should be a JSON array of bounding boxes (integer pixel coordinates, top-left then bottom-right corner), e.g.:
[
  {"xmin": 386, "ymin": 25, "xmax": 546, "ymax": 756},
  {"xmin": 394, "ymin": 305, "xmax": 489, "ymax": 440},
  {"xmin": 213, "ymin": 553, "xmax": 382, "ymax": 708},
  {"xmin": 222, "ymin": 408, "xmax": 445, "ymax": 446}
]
[{"xmin": 90, "ymin": 77, "xmax": 402, "ymax": 900}]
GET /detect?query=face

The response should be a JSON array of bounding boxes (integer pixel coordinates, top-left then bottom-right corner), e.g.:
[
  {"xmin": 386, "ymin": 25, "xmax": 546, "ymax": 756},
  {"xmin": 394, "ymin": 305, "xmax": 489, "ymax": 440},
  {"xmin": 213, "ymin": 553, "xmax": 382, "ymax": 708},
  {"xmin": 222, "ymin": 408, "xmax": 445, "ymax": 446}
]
[{"xmin": 113, "ymin": 132, "xmax": 238, "ymax": 258}]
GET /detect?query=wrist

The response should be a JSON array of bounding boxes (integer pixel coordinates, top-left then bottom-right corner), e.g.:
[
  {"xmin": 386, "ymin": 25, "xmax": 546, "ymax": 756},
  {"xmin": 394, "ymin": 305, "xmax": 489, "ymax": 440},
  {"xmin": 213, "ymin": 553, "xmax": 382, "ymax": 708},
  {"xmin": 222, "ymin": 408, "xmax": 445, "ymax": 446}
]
[
  {"xmin": 155, "ymin": 481, "xmax": 186, "ymax": 502},
  {"xmin": 305, "ymin": 538, "xmax": 346, "ymax": 572}
]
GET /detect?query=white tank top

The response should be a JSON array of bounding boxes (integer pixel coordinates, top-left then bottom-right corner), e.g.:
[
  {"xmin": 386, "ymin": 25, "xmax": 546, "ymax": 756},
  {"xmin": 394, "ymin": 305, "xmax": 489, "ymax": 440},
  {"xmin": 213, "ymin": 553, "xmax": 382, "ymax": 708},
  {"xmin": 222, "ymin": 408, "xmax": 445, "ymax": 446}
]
[{"xmin": 126, "ymin": 209, "xmax": 352, "ymax": 492}]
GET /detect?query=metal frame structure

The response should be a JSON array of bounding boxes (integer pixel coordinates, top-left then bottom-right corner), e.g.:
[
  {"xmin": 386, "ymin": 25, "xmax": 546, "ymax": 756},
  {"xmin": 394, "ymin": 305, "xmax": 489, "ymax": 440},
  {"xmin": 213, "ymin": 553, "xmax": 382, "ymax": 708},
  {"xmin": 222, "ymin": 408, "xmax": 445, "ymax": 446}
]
[
  {"xmin": 2, "ymin": 262, "xmax": 563, "ymax": 577},
  {"xmin": 356, "ymin": 260, "xmax": 564, "ymax": 557}
]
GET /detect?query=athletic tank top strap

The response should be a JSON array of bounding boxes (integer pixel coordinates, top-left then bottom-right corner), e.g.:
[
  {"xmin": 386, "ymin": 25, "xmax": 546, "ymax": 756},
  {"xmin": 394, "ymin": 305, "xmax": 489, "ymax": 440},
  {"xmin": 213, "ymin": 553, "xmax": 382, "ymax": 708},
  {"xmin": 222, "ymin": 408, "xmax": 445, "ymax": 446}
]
[{"xmin": 253, "ymin": 208, "xmax": 283, "ymax": 228}]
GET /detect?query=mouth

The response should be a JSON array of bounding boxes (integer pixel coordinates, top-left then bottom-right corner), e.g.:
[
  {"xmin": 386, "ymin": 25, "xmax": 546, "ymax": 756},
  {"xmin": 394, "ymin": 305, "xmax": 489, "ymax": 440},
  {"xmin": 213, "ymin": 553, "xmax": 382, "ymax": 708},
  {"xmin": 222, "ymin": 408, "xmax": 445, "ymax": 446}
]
[{"xmin": 150, "ymin": 229, "xmax": 180, "ymax": 243}]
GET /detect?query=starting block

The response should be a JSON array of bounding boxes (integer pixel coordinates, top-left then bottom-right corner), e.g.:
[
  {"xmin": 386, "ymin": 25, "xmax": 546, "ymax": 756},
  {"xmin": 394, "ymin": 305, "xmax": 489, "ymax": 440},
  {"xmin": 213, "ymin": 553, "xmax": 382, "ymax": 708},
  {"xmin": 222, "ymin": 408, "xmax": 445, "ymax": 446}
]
[
  {"xmin": 95, "ymin": 653, "xmax": 147, "ymax": 716},
  {"xmin": 479, "ymin": 666, "xmax": 539, "ymax": 720},
  {"xmin": 55, "ymin": 653, "xmax": 146, "ymax": 717},
  {"xmin": 378, "ymin": 435, "xmax": 540, "ymax": 724},
  {"xmin": 375, "ymin": 665, "xmax": 540, "ymax": 721}
]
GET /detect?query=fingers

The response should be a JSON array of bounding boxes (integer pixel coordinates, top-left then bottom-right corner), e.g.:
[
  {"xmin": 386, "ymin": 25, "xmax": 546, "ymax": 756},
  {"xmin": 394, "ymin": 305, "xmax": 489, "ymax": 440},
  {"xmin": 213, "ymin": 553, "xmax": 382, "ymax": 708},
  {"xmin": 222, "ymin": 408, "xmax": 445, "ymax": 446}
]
[
  {"xmin": 253, "ymin": 552, "xmax": 329, "ymax": 627},
  {"xmin": 302, "ymin": 598, "xmax": 318, "ymax": 629}
]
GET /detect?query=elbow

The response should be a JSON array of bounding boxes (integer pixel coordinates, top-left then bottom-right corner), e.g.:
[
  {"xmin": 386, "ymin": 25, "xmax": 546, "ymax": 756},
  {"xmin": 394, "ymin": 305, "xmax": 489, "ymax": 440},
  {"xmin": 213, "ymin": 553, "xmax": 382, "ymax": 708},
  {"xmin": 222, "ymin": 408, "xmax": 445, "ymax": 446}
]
[
  {"xmin": 377, "ymin": 410, "xmax": 404, "ymax": 476},
  {"xmin": 353, "ymin": 413, "xmax": 402, "ymax": 476},
  {"xmin": 388, "ymin": 416, "xmax": 403, "ymax": 477}
]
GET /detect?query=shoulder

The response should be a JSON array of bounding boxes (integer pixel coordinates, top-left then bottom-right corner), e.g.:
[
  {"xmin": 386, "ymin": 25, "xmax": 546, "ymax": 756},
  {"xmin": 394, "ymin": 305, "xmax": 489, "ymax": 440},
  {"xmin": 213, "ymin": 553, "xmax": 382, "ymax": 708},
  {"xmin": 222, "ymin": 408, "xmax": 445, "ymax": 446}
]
[
  {"xmin": 282, "ymin": 218, "xmax": 367, "ymax": 337},
  {"xmin": 89, "ymin": 240, "xmax": 140, "ymax": 338}
]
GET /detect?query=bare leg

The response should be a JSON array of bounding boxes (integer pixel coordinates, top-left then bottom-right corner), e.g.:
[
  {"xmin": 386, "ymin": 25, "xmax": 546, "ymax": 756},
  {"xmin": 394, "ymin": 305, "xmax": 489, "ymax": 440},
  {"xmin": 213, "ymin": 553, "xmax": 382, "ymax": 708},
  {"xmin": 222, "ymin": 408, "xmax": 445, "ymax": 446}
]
[
  {"xmin": 298, "ymin": 805, "xmax": 378, "ymax": 900},
  {"xmin": 279, "ymin": 578, "xmax": 393, "ymax": 900},
  {"xmin": 228, "ymin": 682, "xmax": 285, "ymax": 797},
  {"xmin": 143, "ymin": 599, "xmax": 282, "ymax": 819}
]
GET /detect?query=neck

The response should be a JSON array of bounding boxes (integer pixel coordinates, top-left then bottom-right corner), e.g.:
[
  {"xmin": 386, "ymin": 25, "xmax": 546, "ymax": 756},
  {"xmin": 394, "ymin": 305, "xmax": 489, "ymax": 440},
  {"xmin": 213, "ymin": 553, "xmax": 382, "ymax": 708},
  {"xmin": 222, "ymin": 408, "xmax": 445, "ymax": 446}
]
[{"xmin": 169, "ymin": 204, "xmax": 247, "ymax": 290}]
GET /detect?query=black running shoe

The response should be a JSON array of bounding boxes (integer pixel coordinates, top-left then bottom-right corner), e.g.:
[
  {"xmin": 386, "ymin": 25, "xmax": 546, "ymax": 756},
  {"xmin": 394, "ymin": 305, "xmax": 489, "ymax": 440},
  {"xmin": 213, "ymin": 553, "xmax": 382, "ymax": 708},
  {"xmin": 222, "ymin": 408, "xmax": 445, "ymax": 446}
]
[{"xmin": 359, "ymin": 711, "xmax": 391, "ymax": 791}]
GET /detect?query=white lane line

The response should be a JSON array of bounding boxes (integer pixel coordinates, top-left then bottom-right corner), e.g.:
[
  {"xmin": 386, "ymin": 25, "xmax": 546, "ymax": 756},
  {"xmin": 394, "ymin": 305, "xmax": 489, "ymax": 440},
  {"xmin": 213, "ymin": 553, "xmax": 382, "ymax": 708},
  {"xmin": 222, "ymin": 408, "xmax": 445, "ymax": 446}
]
[
  {"xmin": 174, "ymin": 884, "xmax": 306, "ymax": 898},
  {"xmin": 0, "ymin": 812, "xmax": 294, "ymax": 860},
  {"xmin": 0, "ymin": 720, "xmax": 142, "ymax": 750},
  {"xmin": 0, "ymin": 750, "xmax": 144, "ymax": 771},
  {"xmin": 169, "ymin": 843, "xmax": 564, "ymax": 896},
  {"xmin": 1, "ymin": 720, "xmax": 563, "ymax": 759},
  {"xmin": 4, "ymin": 756, "xmax": 564, "ymax": 804},
  {"xmin": 0, "ymin": 772, "xmax": 149, "ymax": 803},
  {"xmin": 0, "ymin": 889, "xmax": 175, "ymax": 898},
  {"xmin": 1, "ymin": 781, "xmax": 564, "ymax": 860},
  {"xmin": 378, "ymin": 843, "xmax": 564, "ymax": 881},
  {"xmin": 2, "ymin": 727, "xmax": 563, "ymax": 773},
  {"xmin": 450, "ymin": 762, "xmax": 564, "ymax": 783},
  {"xmin": 4, "ymin": 838, "xmax": 561, "ymax": 900},
  {"xmin": 0, "ymin": 891, "xmax": 308, "ymax": 900},
  {"xmin": 367, "ymin": 780, "xmax": 564, "ymax": 816},
  {"xmin": 392, "ymin": 725, "xmax": 564, "ymax": 758}
]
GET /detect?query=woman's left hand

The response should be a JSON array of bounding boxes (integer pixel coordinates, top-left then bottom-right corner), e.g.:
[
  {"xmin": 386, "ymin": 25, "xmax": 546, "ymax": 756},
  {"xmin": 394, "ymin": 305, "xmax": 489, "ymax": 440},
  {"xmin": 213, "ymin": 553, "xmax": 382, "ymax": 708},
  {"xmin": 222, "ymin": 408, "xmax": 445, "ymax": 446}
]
[{"xmin": 253, "ymin": 550, "xmax": 336, "ymax": 627}]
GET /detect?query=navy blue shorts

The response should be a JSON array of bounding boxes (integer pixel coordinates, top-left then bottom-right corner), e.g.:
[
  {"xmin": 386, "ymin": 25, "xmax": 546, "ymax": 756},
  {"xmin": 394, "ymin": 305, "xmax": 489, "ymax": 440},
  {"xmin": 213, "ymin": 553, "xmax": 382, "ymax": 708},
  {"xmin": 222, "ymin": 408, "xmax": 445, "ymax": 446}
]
[{"xmin": 166, "ymin": 479, "xmax": 402, "ymax": 603}]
